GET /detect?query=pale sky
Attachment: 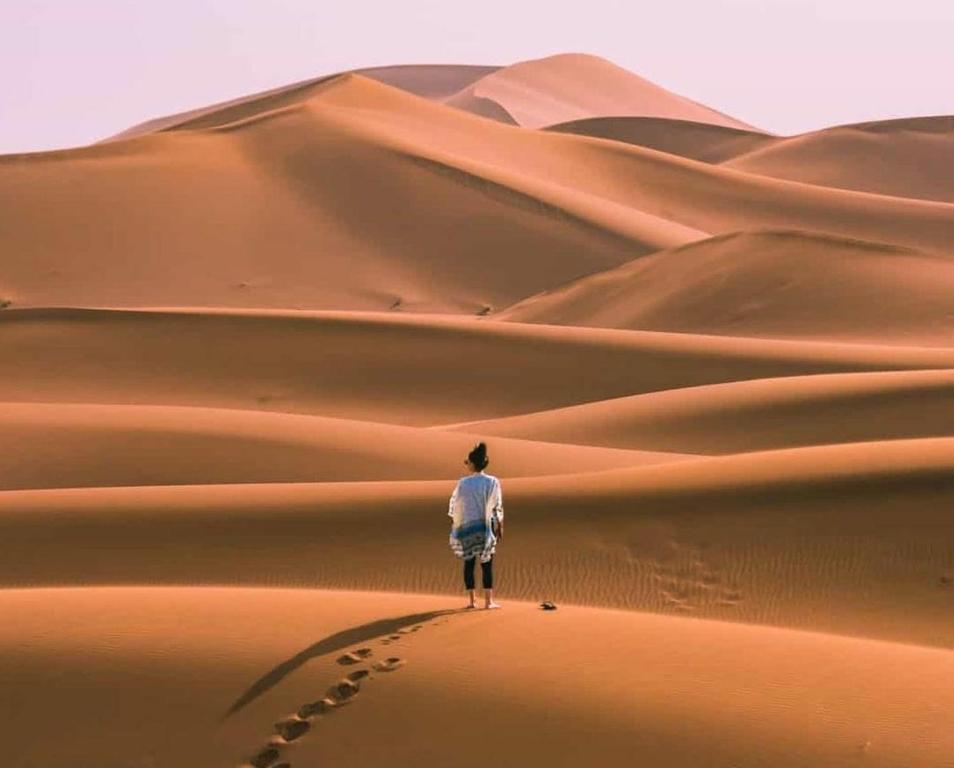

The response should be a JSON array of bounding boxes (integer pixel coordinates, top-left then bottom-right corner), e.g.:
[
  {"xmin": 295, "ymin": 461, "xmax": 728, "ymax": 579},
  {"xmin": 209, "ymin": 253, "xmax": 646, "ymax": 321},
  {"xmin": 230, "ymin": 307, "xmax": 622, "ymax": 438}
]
[{"xmin": 1, "ymin": 0, "xmax": 952, "ymax": 154}]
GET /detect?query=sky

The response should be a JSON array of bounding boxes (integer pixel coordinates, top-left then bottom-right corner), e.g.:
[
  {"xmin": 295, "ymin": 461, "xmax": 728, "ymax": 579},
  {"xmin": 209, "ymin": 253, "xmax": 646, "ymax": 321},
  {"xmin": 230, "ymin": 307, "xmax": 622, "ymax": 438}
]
[{"xmin": 1, "ymin": 0, "xmax": 952, "ymax": 153}]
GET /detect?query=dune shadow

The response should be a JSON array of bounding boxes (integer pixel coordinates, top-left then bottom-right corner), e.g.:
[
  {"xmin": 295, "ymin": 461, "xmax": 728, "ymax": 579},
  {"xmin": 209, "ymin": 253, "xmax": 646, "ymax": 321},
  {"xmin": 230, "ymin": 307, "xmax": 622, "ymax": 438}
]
[{"xmin": 225, "ymin": 608, "xmax": 462, "ymax": 717}]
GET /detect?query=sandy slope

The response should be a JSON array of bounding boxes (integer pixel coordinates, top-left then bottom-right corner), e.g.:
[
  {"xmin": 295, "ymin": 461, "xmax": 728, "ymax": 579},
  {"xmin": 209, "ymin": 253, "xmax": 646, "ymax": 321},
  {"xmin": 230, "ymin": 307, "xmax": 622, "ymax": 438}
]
[
  {"xmin": 1, "ymin": 74, "xmax": 706, "ymax": 312},
  {"xmin": 725, "ymin": 116, "xmax": 954, "ymax": 202},
  {"xmin": 3, "ymin": 588, "xmax": 953, "ymax": 768},
  {"xmin": 4, "ymin": 308, "xmax": 954, "ymax": 426},
  {"xmin": 547, "ymin": 115, "xmax": 775, "ymax": 161},
  {"xmin": 3, "ymin": 437, "xmax": 954, "ymax": 647},
  {"xmin": 104, "ymin": 64, "xmax": 499, "ymax": 141},
  {"xmin": 105, "ymin": 53, "xmax": 752, "ymax": 138},
  {"xmin": 497, "ymin": 230, "xmax": 954, "ymax": 344},
  {"xmin": 446, "ymin": 369, "xmax": 954, "ymax": 453},
  {"xmin": 0, "ymin": 402, "xmax": 685, "ymax": 490},
  {"xmin": 549, "ymin": 115, "xmax": 954, "ymax": 206},
  {"xmin": 359, "ymin": 63, "xmax": 499, "ymax": 99},
  {"xmin": 442, "ymin": 53, "xmax": 759, "ymax": 129},
  {"xmin": 5, "ymin": 74, "xmax": 953, "ymax": 312}
]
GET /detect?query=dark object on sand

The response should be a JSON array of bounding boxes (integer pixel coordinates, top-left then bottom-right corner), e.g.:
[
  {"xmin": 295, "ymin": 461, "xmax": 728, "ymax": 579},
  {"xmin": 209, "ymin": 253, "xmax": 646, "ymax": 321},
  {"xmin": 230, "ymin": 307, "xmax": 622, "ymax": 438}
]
[{"xmin": 540, "ymin": 601, "xmax": 558, "ymax": 610}]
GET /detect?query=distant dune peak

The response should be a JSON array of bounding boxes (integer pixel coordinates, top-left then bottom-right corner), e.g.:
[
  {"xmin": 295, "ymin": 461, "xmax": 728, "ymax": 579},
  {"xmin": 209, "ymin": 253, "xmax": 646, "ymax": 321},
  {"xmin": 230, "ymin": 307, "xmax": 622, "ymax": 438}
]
[
  {"xmin": 441, "ymin": 52, "xmax": 760, "ymax": 130},
  {"xmin": 102, "ymin": 52, "xmax": 759, "ymax": 143}
]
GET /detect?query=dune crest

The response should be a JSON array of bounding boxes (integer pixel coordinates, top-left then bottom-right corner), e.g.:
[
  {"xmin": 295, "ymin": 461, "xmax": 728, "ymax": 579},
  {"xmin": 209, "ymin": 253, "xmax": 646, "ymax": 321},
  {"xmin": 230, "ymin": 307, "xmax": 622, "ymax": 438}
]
[
  {"xmin": 445, "ymin": 53, "xmax": 760, "ymax": 130},
  {"xmin": 497, "ymin": 229, "xmax": 954, "ymax": 345},
  {"xmin": 447, "ymin": 369, "xmax": 954, "ymax": 454},
  {"xmin": 724, "ymin": 115, "xmax": 954, "ymax": 202},
  {"xmin": 547, "ymin": 115, "xmax": 775, "ymax": 161}
]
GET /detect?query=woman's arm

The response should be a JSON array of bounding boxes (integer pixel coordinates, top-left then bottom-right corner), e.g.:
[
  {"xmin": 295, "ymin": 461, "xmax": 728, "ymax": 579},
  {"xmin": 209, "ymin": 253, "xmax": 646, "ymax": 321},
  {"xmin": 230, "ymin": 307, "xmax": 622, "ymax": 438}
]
[
  {"xmin": 448, "ymin": 483, "xmax": 459, "ymax": 519},
  {"xmin": 491, "ymin": 479, "xmax": 504, "ymax": 540}
]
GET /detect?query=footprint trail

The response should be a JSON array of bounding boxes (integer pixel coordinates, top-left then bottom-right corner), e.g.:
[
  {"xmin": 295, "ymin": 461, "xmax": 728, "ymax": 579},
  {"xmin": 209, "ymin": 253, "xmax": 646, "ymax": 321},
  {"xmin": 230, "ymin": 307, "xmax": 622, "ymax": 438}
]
[{"xmin": 237, "ymin": 613, "xmax": 457, "ymax": 767}]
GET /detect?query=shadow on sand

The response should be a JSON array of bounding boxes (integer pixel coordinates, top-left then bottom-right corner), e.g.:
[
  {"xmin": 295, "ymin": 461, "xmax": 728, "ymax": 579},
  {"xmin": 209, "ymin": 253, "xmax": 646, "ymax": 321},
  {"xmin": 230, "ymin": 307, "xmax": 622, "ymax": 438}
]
[{"xmin": 225, "ymin": 608, "xmax": 463, "ymax": 717}]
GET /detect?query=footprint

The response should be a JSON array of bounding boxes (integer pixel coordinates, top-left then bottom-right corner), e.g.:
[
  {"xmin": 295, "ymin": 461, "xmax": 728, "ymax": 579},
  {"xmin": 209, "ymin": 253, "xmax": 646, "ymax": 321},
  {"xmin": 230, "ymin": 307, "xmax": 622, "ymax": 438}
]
[
  {"xmin": 274, "ymin": 717, "xmax": 310, "ymax": 743},
  {"xmin": 249, "ymin": 745, "xmax": 282, "ymax": 768},
  {"xmin": 372, "ymin": 657, "xmax": 405, "ymax": 673},
  {"xmin": 297, "ymin": 697, "xmax": 335, "ymax": 719},
  {"xmin": 347, "ymin": 669, "xmax": 370, "ymax": 682},
  {"xmin": 327, "ymin": 678, "xmax": 361, "ymax": 703},
  {"xmin": 336, "ymin": 649, "xmax": 372, "ymax": 665}
]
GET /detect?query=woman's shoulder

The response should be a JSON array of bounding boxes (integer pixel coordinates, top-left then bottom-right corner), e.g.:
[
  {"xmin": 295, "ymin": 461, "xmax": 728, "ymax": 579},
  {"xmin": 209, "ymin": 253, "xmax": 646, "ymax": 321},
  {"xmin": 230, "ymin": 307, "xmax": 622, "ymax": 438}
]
[{"xmin": 459, "ymin": 473, "xmax": 499, "ymax": 484}]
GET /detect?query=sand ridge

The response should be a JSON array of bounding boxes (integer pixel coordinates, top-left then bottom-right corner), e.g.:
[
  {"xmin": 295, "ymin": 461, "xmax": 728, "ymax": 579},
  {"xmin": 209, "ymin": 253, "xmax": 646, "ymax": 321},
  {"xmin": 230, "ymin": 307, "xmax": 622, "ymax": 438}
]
[
  {"xmin": 548, "ymin": 113, "xmax": 954, "ymax": 204},
  {"xmin": 0, "ymin": 401, "xmax": 690, "ymax": 490},
  {"xmin": 446, "ymin": 368, "xmax": 954, "ymax": 453},
  {"xmin": 4, "ymin": 308, "xmax": 954, "ymax": 426},
  {"xmin": 723, "ymin": 115, "xmax": 954, "ymax": 202},
  {"xmin": 496, "ymin": 229, "xmax": 954, "ymax": 345},
  {"xmin": 2, "ymin": 437, "xmax": 954, "ymax": 647}
]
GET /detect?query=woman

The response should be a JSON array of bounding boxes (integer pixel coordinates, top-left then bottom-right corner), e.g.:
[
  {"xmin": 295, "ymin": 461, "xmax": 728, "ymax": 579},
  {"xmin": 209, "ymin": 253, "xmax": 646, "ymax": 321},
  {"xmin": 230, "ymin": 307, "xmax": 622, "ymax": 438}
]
[{"xmin": 448, "ymin": 442, "xmax": 504, "ymax": 609}]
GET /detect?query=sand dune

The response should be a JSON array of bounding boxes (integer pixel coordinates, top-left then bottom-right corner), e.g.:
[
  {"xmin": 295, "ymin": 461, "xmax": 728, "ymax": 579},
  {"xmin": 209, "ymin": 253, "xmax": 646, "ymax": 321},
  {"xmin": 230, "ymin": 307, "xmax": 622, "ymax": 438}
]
[
  {"xmin": 8, "ymin": 74, "xmax": 953, "ymax": 313},
  {"xmin": 447, "ymin": 369, "xmax": 954, "ymax": 453},
  {"xmin": 548, "ymin": 115, "xmax": 954, "ymax": 207},
  {"xmin": 3, "ymin": 437, "xmax": 954, "ymax": 647},
  {"xmin": 5, "ymin": 308, "xmax": 954, "ymax": 427},
  {"xmin": 358, "ymin": 64, "xmax": 499, "ymax": 99},
  {"xmin": 548, "ymin": 114, "xmax": 954, "ymax": 206},
  {"xmin": 105, "ymin": 64, "xmax": 499, "ymax": 140},
  {"xmin": 0, "ymin": 402, "xmax": 683, "ymax": 491},
  {"xmin": 4, "ymin": 51, "xmax": 953, "ymax": 767},
  {"xmin": 442, "ymin": 53, "xmax": 759, "ymax": 129},
  {"xmin": 106, "ymin": 54, "xmax": 754, "ymax": 138},
  {"xmin": 4, "ymin": 588, "xmax": 953, "ymax": 768},
  {"xmin": 547, "ymin": 115, "xmax": 775, "ymax": 161},
  {"xmin": 725, "ymin": 116, "xmax": 954, "ymax": 202},
  {"xmin": 2, "ymin": 74, "xmax": 706, "ymax": 312},
  {"xmin": 498, "ymin": 230, "xmax": 954, "ymax": 344}
]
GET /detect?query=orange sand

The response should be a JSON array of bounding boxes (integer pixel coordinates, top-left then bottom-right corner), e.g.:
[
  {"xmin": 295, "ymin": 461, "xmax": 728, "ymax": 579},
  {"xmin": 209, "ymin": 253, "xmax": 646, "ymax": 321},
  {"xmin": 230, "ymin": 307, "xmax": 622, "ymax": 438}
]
[{"xmin": 1, "ymin": 52, "xmax": 953, "ymax": 767}]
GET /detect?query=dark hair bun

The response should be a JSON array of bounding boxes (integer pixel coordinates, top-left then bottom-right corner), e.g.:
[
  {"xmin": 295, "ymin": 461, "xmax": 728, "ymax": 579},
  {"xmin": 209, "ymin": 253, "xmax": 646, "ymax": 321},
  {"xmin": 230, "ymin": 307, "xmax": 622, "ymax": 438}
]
[{"xmin": 468, "ymin": 442, "xmax": 489, "ymax": 470}]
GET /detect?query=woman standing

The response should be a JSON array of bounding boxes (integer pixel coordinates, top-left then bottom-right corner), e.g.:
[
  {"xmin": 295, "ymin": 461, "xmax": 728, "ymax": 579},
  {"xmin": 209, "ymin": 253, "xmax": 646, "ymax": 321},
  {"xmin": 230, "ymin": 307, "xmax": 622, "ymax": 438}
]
[{"xmin": 448, "ymin": 442, "xmax": 504, "ymax": 609}]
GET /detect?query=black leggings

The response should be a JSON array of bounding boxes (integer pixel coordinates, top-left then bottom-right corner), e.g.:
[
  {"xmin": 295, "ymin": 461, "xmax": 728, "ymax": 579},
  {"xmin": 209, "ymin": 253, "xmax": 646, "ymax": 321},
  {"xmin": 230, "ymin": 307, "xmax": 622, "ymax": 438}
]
[{"xmin": 463, "ymin": 556, "xmax": 493, "ymax": 590}]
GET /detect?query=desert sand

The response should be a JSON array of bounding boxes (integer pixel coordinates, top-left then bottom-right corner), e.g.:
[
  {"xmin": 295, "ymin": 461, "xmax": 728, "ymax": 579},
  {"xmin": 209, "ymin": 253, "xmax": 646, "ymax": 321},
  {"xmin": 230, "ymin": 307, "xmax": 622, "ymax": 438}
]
[{"xmin": 1, "ymin": 53, "xmax": 953, "ymax": 767}]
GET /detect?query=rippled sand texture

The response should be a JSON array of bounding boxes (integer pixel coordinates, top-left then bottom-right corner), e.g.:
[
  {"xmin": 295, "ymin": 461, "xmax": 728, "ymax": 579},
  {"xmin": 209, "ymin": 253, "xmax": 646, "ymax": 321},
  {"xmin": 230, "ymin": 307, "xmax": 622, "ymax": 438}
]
[{"xmin": 1, "ymin": 53, "xmax": 953, "ymax": 768}]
